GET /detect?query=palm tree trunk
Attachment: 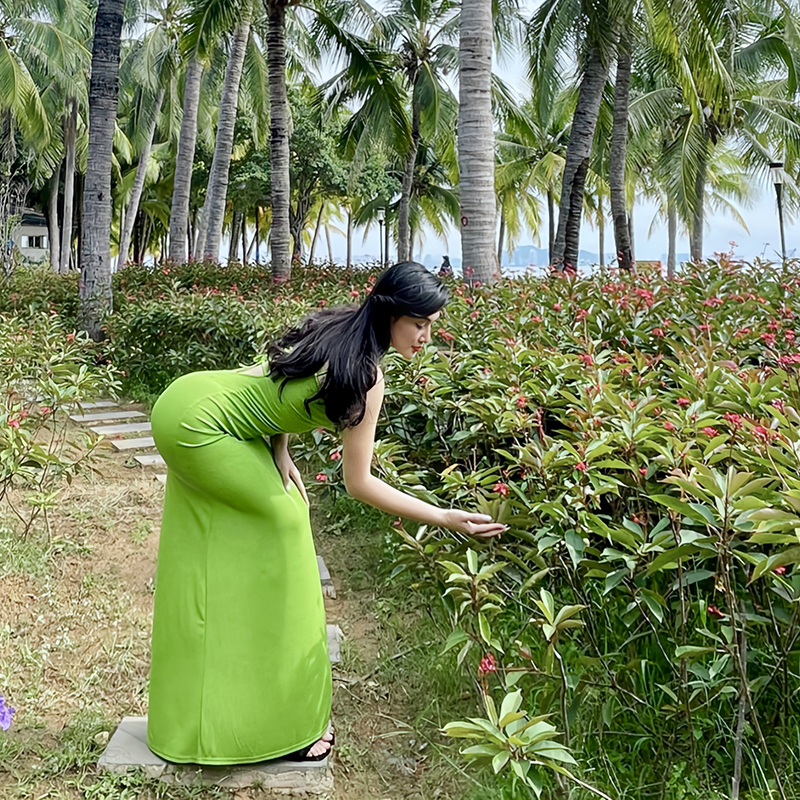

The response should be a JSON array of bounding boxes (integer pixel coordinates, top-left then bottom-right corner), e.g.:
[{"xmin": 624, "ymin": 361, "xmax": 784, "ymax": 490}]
[
  {"xmin": 168, "ymin": 56, "xmax": 203, "ymax": 263},
  {"xmin": 384, "ymin": 211, "xmax": 390, "ymax": 266},
  {"xmin": 267, "ymin": 0, "xmax": 292, "ymax": 281},
  {"xmin": 628, "ymin": 203, "xmax": 635, "ymax": 262},
  {"xmin": 60, "ymin": 100, "xmax": 78, "ymax": 274},
  {"xmin": 497, "ymin": 210, "xmax": 505, "ymax": 267},
  {"xmin": 690, "ymin": 146, "xmax": 708, "ymax": 261},
  {"xmin": 598, "ymin": 203, "xmax": 605, "ymax": 267},
  {"xmin": 397, "ymin": 101, "xmax": 420, "ymax": 263},
  {"xmin": 48, "ymin": 166, "xmax": 61, "ymax": 273},
  {"xmin": 254, "ymin": 205, "xmax": 260, "ymax": 262},
  {"xmin": 553, "ymin": 45, "xmax": 610, "ymax": 271},
  {"xmin": 458, "ymin": 0, "xmax": 496, "ymax": 284},
  {"xmin": 547, "ymin": 186, "xmax": 555, "ymax": 264},
  {"xmin": 196, "ymin": 18, "xmax": 250, "ymax": 261},
  {"xmin": 667, "ymin": 197, "xmax": 677, "ymax": 277},
  {"xmin": 610, "ymin": 29, "xmax": 633, "ymax": 271},
  {"xmin": 325, "ymin": 224, "xmax": 333, "ymax": 264},
  {"xmin": 346, "ymin": 210, "xmax": 353, "ymax": 268},
  {"xmin": 78, "ymin": 0, "xmax": 124, "ymax": 340},
  {"xmin": 241, "ymin": 213, "xmax": 247, "ymax": 262},
  {"xmin": 228, "ymin": 210, "xmax": 241, "ymax": 262},
  {"xmin": 119, "ymin": 86, "xmax": 164, "ymax": 268},
  {"xmin": 309, "ymin": 205, "xmax": 323, "ymax": 263}
]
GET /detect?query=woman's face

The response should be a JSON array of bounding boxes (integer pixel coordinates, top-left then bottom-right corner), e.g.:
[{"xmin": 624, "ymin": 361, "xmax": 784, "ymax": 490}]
[{"xmin": 390, "ymin": 310, "xmax": 442, "ymax": 359}]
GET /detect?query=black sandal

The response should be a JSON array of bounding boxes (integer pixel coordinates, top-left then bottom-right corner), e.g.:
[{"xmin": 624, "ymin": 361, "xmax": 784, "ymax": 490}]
[{"xmin": 283, "ymin": 731, "xmax": 335, "ymax": 762}]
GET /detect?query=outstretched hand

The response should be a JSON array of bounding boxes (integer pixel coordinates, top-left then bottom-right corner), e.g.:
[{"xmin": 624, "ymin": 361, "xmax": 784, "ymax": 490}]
[
  {"xmin": 273, "ymin": 448, "xmax": 309, "ymax": 506},
  {"xmin": 443, "ymin": 509, "xmax": 507, "ymax": 539}
]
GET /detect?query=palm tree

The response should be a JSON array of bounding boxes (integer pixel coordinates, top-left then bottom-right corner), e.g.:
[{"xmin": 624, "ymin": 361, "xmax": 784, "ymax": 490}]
[
  {"xmin": 527, "ymin": 0, "xmax": 616, "ymax": 270},
  {"xmin": 458, "ymin": 0, "xmax": 496, "ymax": 283},
  {"xmin": 78, "ymin": 0, "xmax": 125, "ymax": 340}
]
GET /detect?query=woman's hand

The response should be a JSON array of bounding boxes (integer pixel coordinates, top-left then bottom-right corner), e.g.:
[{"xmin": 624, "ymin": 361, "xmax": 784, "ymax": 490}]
[
  {"xmin": 442, "ymin": 509, "xmax": 507, "ymax": 539},
  {"xmin": 273, "ymin": 447, "xmax": 309, "ymax": 506}
]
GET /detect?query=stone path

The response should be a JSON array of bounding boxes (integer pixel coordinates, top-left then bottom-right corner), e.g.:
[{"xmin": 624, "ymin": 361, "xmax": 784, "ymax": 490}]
[{"xmin": 68, "ymin": 397, "xmax": 340, "ymax": 795}]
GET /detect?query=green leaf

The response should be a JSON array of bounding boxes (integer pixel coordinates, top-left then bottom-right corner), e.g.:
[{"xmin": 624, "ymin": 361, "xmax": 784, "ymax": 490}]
[
  {"xmin": 492, "ymin": 751, "xmax": 511, "ymax": 773},
  {"xmin": 467, "ymin": 549, "xmax": 478, "ymax": 574},
  {"xmin": 441, "ymin": 629, "xmax": 470, "ymax": 655},
  {"xmin": 499, "ymin": 690, "xmax": 523, "ymax": 722}
]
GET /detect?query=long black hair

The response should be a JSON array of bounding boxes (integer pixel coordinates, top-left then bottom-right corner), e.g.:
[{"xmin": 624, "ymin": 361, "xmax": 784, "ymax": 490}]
[{"xmin": 267, "ymin": 261, "xmax": 449, "ymax": 428}]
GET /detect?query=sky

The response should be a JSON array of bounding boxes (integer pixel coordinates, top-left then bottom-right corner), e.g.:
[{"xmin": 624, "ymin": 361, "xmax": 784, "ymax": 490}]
[{"xmin": 308, "ymin": 1, "xmax": 794, "ymax": 268}]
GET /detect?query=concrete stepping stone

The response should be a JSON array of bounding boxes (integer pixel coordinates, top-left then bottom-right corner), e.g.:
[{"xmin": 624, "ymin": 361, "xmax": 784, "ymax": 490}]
[
  {"xmin": 155, "ymin": 474, "xmax": 167, "ymax": 485},
  {"xmin": 135, "ymin": 453, "xmax": 166, "ymax": 467},
  {"xmin": 69, "ymin": 400, "xmax": 119, "ymax": 410},
  {"xmin": 98, "ymin": 716, "xmax": 333, "ymax": 794},
  {"xmin": 327, "ymin": 623, "xmax": 342, "ymax": 663},
  {"xmin": 317, "ymin": 556, "xmax": 336, "ymax": 599},
  {"xmin": 110, "ymin": 437, "xmax": 157, "ymax": 452},
  {"xmin": 70, "ymin": 410, "xmax": 146, "ymax": 423},
  {"xmin": 90, "ymin": 421, "xmax": 153, "ymax": 435}
]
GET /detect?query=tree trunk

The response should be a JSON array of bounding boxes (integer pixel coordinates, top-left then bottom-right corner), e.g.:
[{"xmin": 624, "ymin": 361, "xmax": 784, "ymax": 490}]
[
  {"xmin": 168, "ymin": 56, "xmax": 203, "ymax": 263},
  {"xmin": 397, "ymin": 102, "xmax": 420, "ymax": 263},
  {"xmin": 552, "ymin": 45, "xmax": 610, "ymax": 271},
  {"xmin": 309, "ymin": 205, "xmax": 323, "ymax": 263},
  {"xmin": 78, "ymin": 0, "xmax": 124, "ymax": 340},
  {"xmin": 610, "ymin": 28, "xmax": 633, "ymax": 271},
  {"xmin": 228, "ymin": 210, "xmax": 241, "ymax": 262},
  {"xmin": 48, "ymin": 166, "xmax": 61, "ymax": 272},
  {"xmin": 667, "ymin": 197, "xmax": 677, "ymax": 277},
  {"xmin": 187, "ymin": 209, "xmax": 194, "ymax": 260},
  {"xmin": 690, "ymin": 145, "xmax": 708, "ymax": 261},
  {"xmin": 598, "ymin": 202, "xmax": 605, "ymax": 267},
  {"xmin": 628, "ymin": 203, "xmax": 635, "ymax": 262},
  {"xmin": 458, "ymin": 0, "xmax": 496, "ymax": 284},
  {"xmin": 547, "ymin": 186, "xmax": 555, "ymax": 264},
  {"xmin": 497, "ymin": 210, "xmax": 505, "ymax": 267},
  {"xmin": 384, "ymin": 211, "xmax": 390, "ymax": 266},
  {"xmin": 241, "ymin": 212, "xmax": 247, "ymax": 262},
  {"xmin": 346, "ymin": 210, "xmax": 352, "ymax": 268},
  {"xmin": 60, "ymin": 100, "xmax": 78, "ymax": 274},
  {"xmin": 196, "ymin": 18, "xmax": 250, "ymax": 261},
  {"xmin": 254, "ymin": 205, "xmax": 260, "ymax": 262},
  {"xmin": 325, "ymin": 224, "xmax": 333, "ymax": 263},
  {"xmin": 119, "ymin": 86, "xmax": 164, "ymax": 268},
  {"xmin": 267, "ymin": 1, "xmax": 292, "ymax": 281}
]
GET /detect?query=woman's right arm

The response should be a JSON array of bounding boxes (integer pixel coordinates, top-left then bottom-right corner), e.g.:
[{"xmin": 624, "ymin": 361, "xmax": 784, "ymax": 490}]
[{"xmin": 341, "ymin": 369, "xmax": 506, "ymax": 539}]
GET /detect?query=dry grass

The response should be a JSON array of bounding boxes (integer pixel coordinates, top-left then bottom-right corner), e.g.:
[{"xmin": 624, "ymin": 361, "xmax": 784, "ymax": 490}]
[{"xmin": 0, "ymin": 422, "xmax": 478, "ymax": 800}]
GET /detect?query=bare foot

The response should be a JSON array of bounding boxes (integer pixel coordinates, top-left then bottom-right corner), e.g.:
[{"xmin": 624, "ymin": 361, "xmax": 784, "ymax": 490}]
[{"xmin": 303, "ymin": 726, "xmax": 334, "ymax": 758}]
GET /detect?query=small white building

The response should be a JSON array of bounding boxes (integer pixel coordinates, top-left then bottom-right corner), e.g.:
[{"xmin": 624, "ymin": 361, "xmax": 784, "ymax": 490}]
[{"xmin": 12, "ymin": 209, "xmax": 49, "ymax": 261}]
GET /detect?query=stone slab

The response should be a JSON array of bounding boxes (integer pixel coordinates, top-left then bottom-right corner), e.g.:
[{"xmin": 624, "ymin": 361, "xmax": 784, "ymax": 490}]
[
  {"xmin": 90, "ymin": 422, "xmax": 153, "ymax": 435},
  {"xmin": 110, "ymin": 437, "xmax": 157, "ymax": 452},
  {"xmin": 99, "ymin": 716, "xmax": 333, "ymax": 794},
  {"xmin": 317, "ymin": 556, "xmax": 336, "ymax": 599},
  {"xmin": 70, "ymin": 410, "xmax": 146, "ymax": 423},
  {"xmin": 155, "ymin": 474, "xmax": 167, "ymax": 485},
  {"xmin": 327, "ymin": 624, "xmax": 342, "ymax": 664},
  {"xmin": 70, "ymin": 400, "xmax": 119, "ymax": 410},
  {"xmin": 135, "ymin": 453, "xmax": 166, "ymax": 467}
]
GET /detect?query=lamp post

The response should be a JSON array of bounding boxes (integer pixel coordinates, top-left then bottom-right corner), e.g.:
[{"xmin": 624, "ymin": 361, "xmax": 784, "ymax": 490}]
[
  {"xmin": 378, "ymin": 214, "xmax": 385, "ymax": 266},
  {"xmin": 770, "ymin": 161, "xmax": 787, "ymax": 263}
]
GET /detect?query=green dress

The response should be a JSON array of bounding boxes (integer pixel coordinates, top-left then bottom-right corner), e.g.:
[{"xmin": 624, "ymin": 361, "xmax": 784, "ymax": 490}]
[{"xmin": 147, "ymin": 365, "xmax": 335, "ymax": 765}]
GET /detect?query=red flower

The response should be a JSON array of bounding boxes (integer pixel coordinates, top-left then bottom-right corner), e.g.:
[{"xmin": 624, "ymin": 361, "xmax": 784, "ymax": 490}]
[
  {"xmin": 478, "ymin": 653, "xmax": 497, "ymax": 675},
  {"xmin": 578, "ymin": 354, "xmax": 593, "ymax": 366},
  {"xmin": 774, "ymin": 565, "xmax": 787, "ymax": 575},
  {"xmin": 416, "ymin": 376, "xmax": 428, "ymax": 386},
  {"xmin": 663, "ymin": 420, "xmax": 676, "ymax": 431},
  {"xmin": 349, "ymin": 289, "xmax": 360, "ymax": 298},
  {"xmin": 492, "ymin": 482, "xmax": 509, "ymax": 497},
  {"xmin": 318, "ymin": 299, "xmax": 328, "ymax": 307},
  {"xmin": 724, "ymin": 412, "xmax": 742, "ymax": 429},
  {"xmin": 698, "ymin": 324, "xmax": 712, "ymax": 332},
  {"xmin": 575, "ymin": 461, "xmax": 588, "ymax": 472},
  {"xmin": 652, "ymin": 328, "xmax": 665, "ymax": 337},
  {"xmin": 752, "ymin": 425, "xmax": 775, "ymax": 442},
  {"xmin": 66, "ymin": 333, "xmax": 75, "ymax": 343},
  {"xmin": 707, "ymin": 605, "xmax": 725, "ymax": 619},
  {"xmin": 437, "ymin": 328, "xmax": 455, "ymax": 342},
  {"xmin": 771, "ymin": 399, "xmax": 785, "ymax": 412},
  {"xmin": 516, "ymin": 395, "xmax": 527, "ymax": 408},
  {"xmin": 761, "ymin": 333, "xmax": 777, "ymax": 347},
  {"xmin": 576, "ymin": 308, "xmax": 589, "ymax": 320},
  {"xmin": 702, "ymin": 427, "xmax": 719, "ymax": 437},
  {"xmin": 329, "ymin": 451, "xmax": 341, "ymax": 461},
  {"xmin": 392, "ymin": 518, "xmax": 403, "ymax": 528},
  {"xmin": 531, "ymin": 315, "xmax": 542, "ymax": 323},
  {"xmin": 553, "ymin": 302, "xmax": 562, "ymax": 312},
  {"xmin": 39, "ymin": 406, "xmax": 51, "ymax": 415},
  {"xmin": 677, "ymin": 398, "xmax": 691, "ymax": 407},
  {"xmin": 8, "ymin": 418, "xmax": 20, "ymax": 429},
  {"xmin": 315, "ymin": 473, "xmax": 328, "ymax": 482},
  {"xmin": 470, "ymin": 310, "xmax": 480, "ymax": 320},
  {"xmin": 639, "ymin": 467, "xmax": 648, "ymax": 476}
]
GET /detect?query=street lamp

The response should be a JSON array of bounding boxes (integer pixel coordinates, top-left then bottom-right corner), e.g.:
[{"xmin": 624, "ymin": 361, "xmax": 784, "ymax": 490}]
[
  {"xmin": 378, "ymin": 214, "xmax": 385, "ymax": 266},
  {"xmin": 770, "ymin": 161, "xmax": 787, "ymax": 263}
]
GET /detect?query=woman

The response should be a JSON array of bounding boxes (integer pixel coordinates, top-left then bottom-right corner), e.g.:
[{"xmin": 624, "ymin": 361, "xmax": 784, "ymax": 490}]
[{"xmin": 146, "ymin": 261, "xmax": 506, "ymax": 765}]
